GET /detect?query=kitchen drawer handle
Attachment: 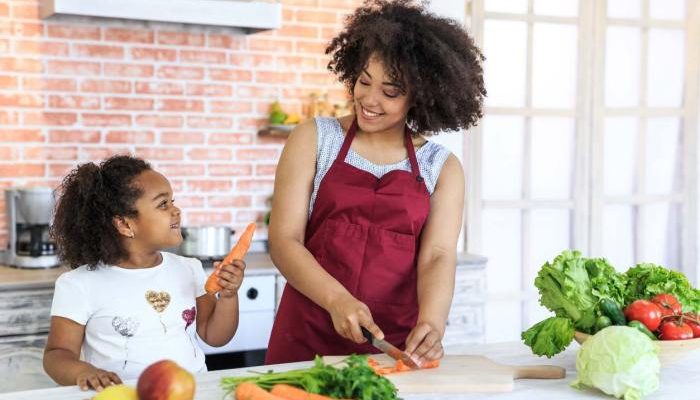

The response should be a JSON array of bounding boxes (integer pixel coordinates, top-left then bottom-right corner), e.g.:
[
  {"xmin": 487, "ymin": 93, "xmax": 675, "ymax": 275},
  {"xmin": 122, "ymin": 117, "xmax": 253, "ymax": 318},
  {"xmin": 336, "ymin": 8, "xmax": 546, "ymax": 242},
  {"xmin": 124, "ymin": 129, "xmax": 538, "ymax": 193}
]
[{"xmin": 247, "ymin": 287, "xmax": 258, "ymax": 300}]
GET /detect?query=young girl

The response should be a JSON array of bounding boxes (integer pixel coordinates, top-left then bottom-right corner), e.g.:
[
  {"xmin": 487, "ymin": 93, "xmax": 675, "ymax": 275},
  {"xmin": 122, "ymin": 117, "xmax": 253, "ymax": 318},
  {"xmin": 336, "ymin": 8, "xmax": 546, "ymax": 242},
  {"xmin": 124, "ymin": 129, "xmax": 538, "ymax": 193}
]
[
  {"xmin": 44, "ymin": 155, "xmax": 244, "ymax": 392},
  {"xmin": 266, "ymin": 0, "xmax": 485, "ymax": 365}
]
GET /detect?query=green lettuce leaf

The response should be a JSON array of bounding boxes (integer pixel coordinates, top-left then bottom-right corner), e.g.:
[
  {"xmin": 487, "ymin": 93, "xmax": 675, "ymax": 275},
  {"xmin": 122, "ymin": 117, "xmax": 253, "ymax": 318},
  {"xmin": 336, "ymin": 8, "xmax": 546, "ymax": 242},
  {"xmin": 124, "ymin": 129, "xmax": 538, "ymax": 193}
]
[
  {"xmin": 521, "ymin": 317, "xmax": 574, "ymax": 358},
  {"xmin": 624, "ymin": 263, "xmax": 700, "ymax": 313}
]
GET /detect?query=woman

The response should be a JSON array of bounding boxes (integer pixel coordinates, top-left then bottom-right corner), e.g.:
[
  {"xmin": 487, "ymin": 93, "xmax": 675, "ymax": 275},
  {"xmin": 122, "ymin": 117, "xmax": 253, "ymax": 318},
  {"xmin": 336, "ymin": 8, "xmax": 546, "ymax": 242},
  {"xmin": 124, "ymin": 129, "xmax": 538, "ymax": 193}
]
[{"xmin": 266, "ymin": 0, "xmax": 485, "ymax": 365}]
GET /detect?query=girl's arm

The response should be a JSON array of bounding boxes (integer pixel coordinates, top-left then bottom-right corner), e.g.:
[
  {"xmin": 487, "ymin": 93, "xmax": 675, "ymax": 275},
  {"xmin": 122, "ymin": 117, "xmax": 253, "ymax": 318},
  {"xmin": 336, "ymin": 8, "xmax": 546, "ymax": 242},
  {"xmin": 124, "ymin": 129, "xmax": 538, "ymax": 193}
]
[
  {"xmin": 405, "ymin": 154, "xmax": 465, "ymax": 363},
  {"xmin": 196, "ymin": 260, "xmax": 243, "ymax": 347},
  {"xmin": 268, "ymin": 118, "xmax": 384, "ymax": 344},
  {"xmin": 44, "ymin": 316, "xmax": 122, "ymax": 390}
]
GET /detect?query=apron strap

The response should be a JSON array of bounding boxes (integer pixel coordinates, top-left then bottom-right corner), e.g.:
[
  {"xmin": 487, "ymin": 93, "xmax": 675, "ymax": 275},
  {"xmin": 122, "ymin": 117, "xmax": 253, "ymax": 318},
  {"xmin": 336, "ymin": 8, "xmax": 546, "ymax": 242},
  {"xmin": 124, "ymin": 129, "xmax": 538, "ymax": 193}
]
[{"xmin": 337, "ymin": 118, "xmax": 423, "ymax": 181}]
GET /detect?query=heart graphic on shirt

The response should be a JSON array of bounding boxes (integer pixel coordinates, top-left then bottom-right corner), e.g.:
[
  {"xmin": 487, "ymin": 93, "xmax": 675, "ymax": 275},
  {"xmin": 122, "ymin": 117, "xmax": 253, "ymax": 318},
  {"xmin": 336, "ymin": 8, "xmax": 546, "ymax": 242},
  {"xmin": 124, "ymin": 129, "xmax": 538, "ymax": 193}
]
[{"xmin": 145, "ymin": 290, "xmax": 171, "ymax": 313}]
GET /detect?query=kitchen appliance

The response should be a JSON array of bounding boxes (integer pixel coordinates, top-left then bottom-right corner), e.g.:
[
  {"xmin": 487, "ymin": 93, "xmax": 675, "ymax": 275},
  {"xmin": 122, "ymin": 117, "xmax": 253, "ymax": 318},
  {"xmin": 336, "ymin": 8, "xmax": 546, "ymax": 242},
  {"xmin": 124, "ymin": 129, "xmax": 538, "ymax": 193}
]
[
  {"xmin": 325, "ymin": 354, "xmax": 565, "ymax": 393},
  {"xmin": 178, "ymin": 226, "xmax": 235, "ymax": 260},
  {"xmin": 2, "ymin": 188, "xmax": 60, "ymax": 268},
  {"xmin": 361, "ymin": 327, "xmax": 419, "ymax": 368}
]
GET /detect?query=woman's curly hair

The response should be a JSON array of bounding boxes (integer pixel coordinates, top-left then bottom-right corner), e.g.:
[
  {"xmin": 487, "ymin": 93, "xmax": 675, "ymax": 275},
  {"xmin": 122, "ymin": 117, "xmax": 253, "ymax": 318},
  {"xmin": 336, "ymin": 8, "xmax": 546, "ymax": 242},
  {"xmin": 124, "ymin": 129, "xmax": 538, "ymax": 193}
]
[
  {"xmin": 51, "ymin": 155, "xmax": 151, "ymax": 269},
  {"xmin": 326, "ymin": 0, "xmax": 486, "ymax": 135}
]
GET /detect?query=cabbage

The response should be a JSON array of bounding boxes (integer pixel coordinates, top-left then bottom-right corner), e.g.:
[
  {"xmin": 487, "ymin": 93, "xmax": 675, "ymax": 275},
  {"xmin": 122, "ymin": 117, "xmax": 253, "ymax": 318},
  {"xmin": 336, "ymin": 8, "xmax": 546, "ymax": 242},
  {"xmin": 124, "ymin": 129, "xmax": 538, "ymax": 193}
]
[{"xmin": 571, "ymin": 326, "xmax": 660, "ymax": 400}]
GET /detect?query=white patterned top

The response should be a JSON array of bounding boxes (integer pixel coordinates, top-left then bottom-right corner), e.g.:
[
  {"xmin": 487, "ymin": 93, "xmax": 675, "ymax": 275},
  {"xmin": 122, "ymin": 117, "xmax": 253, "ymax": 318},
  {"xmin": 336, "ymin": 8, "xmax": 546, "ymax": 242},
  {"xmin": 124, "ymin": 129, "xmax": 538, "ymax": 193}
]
[{"xmin": 310, "ymin": 117, "xmax": 452, "ymax": 214}]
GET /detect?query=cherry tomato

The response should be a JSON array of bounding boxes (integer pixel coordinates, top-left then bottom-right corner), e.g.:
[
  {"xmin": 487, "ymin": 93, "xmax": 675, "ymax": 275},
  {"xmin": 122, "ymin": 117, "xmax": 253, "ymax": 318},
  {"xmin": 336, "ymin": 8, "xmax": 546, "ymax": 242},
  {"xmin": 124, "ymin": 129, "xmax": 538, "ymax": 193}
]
[
  {"xmin": 658, "ymin": 319, "xmax": 694, "ymax": 340},
  {"xmin": 650, "ymin": 293, "xmax": 682, "ymax": 317},
  {"xmin": 624, "ymin": 300, "xmax": 662, "ymax": 332}
]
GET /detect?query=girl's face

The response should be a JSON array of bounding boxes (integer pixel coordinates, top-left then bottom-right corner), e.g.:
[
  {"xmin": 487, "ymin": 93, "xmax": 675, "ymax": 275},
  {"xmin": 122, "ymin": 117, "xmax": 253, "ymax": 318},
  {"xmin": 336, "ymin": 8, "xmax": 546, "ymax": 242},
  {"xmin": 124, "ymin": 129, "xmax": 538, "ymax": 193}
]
[
  {"xmin": 353, "ymin": 55, "xmax": 411, "ymax": 133},
  {"xmin": 127, "ymin": 170, "xmax": 182, "ymax": 251}
]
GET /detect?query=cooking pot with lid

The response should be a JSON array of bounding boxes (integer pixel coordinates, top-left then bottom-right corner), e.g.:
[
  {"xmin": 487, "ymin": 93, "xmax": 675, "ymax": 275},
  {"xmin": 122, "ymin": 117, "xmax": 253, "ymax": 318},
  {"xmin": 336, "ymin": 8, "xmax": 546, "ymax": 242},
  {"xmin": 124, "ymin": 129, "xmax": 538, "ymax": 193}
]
[{"xmin": 179, "ymin": 226, "xmax": 235, "ymax": 260}]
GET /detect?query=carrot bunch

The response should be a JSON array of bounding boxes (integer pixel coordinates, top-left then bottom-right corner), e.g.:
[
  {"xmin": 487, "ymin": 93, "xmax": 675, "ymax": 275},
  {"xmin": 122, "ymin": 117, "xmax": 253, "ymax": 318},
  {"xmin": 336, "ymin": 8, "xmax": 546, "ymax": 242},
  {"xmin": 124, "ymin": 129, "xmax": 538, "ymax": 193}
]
[
  {"xmin": 204, "ymin": 222, "xmax": 256, "ymax": 295},
  {"xmin": 235, "ymin": 382, "xmax": 335, "ymax": 400}
]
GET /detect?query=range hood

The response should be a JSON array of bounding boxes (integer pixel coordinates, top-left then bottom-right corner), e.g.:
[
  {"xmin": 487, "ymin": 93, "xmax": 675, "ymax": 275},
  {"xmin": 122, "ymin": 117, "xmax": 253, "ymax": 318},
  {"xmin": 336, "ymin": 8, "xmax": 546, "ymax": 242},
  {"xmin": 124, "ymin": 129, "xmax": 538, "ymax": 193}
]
[{"xmin": 40, "ymin": 0, "xmax": 281, "ymax": 32}]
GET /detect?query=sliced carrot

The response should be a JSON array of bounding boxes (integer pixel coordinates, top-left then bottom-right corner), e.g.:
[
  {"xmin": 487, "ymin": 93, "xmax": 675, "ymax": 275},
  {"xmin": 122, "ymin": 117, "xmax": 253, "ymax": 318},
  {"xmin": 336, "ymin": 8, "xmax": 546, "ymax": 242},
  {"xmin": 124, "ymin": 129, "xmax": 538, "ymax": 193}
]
[
  {"xmin": 270, "ymin": 384, "xmax": 335, "ymax": 400},
  {"xmin": 235, "ymin": 382, "xmax": 286, "ymax": 400},
  {"xmin": 204, "ymin": 222, "xmax": 256, "ymax": 295},
  {"xmin": 367, "ymin": 356, "xmax": 441, "ymax": 375}
]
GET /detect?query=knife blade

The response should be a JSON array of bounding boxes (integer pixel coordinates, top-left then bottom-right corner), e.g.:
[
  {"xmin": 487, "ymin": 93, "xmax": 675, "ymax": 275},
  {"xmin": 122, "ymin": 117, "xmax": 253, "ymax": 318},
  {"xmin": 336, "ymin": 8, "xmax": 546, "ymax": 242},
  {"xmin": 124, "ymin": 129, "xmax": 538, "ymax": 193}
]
[{"xmin": 361, "ymin": 327, "xmax": 421, "ymax": 369}]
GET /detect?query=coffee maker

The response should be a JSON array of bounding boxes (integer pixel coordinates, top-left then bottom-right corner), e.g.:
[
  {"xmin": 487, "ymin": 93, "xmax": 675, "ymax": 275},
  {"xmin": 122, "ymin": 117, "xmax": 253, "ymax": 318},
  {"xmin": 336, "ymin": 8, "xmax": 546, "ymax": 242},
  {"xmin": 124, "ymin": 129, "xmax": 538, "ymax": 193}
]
[{"xmin": 3, "ymin": 187, "xmax": 60, "ymax": 268}]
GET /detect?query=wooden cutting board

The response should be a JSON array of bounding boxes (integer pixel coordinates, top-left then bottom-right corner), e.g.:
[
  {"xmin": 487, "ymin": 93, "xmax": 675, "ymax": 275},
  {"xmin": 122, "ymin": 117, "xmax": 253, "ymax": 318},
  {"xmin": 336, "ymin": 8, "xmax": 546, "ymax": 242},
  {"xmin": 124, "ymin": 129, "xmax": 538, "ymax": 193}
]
[{"xmin": 324, "ymin": 354, "xmax": 566, "ymax": 393}]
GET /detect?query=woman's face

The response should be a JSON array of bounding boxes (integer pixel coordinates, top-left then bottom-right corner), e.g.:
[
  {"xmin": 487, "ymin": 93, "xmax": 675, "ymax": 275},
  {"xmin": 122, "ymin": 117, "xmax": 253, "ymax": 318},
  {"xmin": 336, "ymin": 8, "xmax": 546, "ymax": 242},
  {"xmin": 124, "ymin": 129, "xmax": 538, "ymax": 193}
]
[
  {"xmin": 128, "ymin": 170, "xmax": 182, "ymax": 250},
  {"xmin": 353, "ymin": 55, "xmax": 411, "ymax": 133}
]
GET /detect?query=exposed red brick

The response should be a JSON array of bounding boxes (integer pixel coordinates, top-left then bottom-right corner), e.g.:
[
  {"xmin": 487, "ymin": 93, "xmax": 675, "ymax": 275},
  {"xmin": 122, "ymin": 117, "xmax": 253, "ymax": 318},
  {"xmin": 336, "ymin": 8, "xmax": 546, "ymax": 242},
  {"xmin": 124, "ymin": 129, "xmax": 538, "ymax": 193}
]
[
  {"xmin": 160, "ymin": 131, "xmax": 204, "ymax": 145},
  {"xmin": 82, "ymin": 113, "xmax": 131, "ymax": 127},
  {"xmin": 49, "ymin": 95, "xmax": 100, "ymax": 110},
  {"xmin": 0, "ymin": 75, "xmax": 17, "ymax": 89},
  {"xmin": 276, "ymin": 55, "xmax": 318, "ymax": 70},
  {"xmin": 157, "ymin": 66, "xmax": 204, "ymax": 80},
  {"xmin": 208, "ymin": 164, "xmax": 253, "ymax": 176},
  {"xmin": 47, "ymin": 60, "xmax": 100, "ymax": 76},
  {"xmin": 104, "ymin": 97, "xmax": 154, "ymax": 111},
  {"xmin": 186, "ymin": 180, "xmax": 232, "ymax": 192},
  {"xmin": 210, "ymin": 101, "xmax": 253, "ymax": 114},
  {"xmin": 158, "ymin": 31, "xmax": 205, "ymax": 46},
  {"xmin": 131, "ymin": 47, "xmax": 177, "ymax": 62},
  {"xmin": 208, "ymin": 195, "xmax": 252, "ymax": 208},
  {"xmin": 12, "ymin": 22, "xmax": 43, "ymax": 37},
  {"xmin": 135, "ymin": 115, "xmax": 184, "ymax": 128},
  {"xmin": 186, "ymin": 116, "xmax": 232, "ymax": 129},
  {"xmin": 207, "ymin": 34, "xmax": 245, "ymax": 50},
  {"xmin": 80, "ymin": 79, "xmax": 132, "ymax": 93},
  {"xmin": 157, "ymin": 163, "xmax": 206, "ymax": 177},
  {"xmin": 156, "ymin": 99, "xmax": 204, "ymax": 112},
  {"xmin": 255, "ymin": 71, "xmax": 298, "ymax": 84},
  {"xmin": 209, "ymin": 68, "xmax": 252, "ymax": 82},
  {"xmin": 185, "ymin": 211, "xmax": 232, "ymax": 226},
  {"xmin": 236, "ymin": 179, "xmax": 275, "ymax": 192},
  {"xmin": 296, "ymin": 40, "xmax": 328, "ymax": 54},
  {"xmin": 80, "ymin": 147, "xmax": 131, "ymax": 160},
  {"xmin": 172, "ymin": 196, "xmax": 205, "ymax": 208},
  {"xmin": 208, "ymin": 132, "xmax": 253, "ymax": 145},
  {"xmin": 230, "ymin": 54, "xmax": 275, "ymax": 69},
  {"xmin": 49, "ymin": 130, "xmax": 101, "ymax": 143},
  {"xmin": 23, "ymin": 111, "xmax": 77, "ymax": 126},
  {"xmin": 104, "ymin": 63, "xmax": 154, "ymax": 78},
  {"xmin": 248, "ymin": 38, "xmax": 293, "ymax": 52},
  {"xmin": 180, "ymin": 50, "xmax": 226, "ymax": 64},
  {"xmin": 73, "ymin": 44, "xmax": 124, "ymax": 59},
  {"xmin": 277, "ymin": 25, "xmax": 319, "ymax": 38},
  {"xmin": 235, "ymin": 210, "xmax": 261, "ymax": 223},
  {"xmin": 15, "ymin": 40, "xmax": 69, "ymax": 56},
  {"xmin": 295, "ymin": 9, "xmax": 338, "ymax": 24},
  {"xmin": 0, "ymin": 129, "xmax": 43, "ymax": 142},
  {"xmin": 0, "ymin": 164, "xmax": 45, "ymax": 177},
  {"xmin": 236, "ymin": 148, "xmax": 279, "ymax": 161},
  {"xmin": 255, "ymin": 164, "xmax": 278, "ymax": 176},
  {"xmin": 185, "ymin": 83, "xmax": 232, "ymax": 97},
  {"xmin": 186, "ymin": 148, "xmax": 232, "ymax": 160},
  {"xmin": 105, "ymin": 28, "xmax": 154, "ymax": 44},
  {"xmin": 106, "ymin": 131, "xmax": 155, "ymax": 144},
  {"xmin": 22, "ymin": 77, "xmax": 76, "ymax": 92},
  {"xmin": 47, "ymin": 25, "xmax": 100, "ymax": 40},
  {"xmin": 23, "ymin": 146, "xmax": 78, "ymax": 160},
  {"xmin": 0, "ymin": 57, "xmax": 42, "ymax": 73},
  {"xmin": 135, "ymin": 82, "xmax": 184, "ymax": 95},
  {"xmin": 49, "ymin": 163, "xmax": 75, "ymax": 177},
  {"xmin": 0, "ymin": 93, "xmax": 43, "ymax": 108},
  {"xmin": 135, "ymin": 147, "xmax": 183, "ymax": 160}
]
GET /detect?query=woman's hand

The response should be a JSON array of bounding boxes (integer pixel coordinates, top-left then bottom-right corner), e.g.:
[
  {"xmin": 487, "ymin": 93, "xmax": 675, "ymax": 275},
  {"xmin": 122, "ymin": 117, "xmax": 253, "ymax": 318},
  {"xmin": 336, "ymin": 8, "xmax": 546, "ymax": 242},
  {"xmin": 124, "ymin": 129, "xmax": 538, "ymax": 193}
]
[
  {"xmin": 405, "ymin": 321, "xmax": 444, "ymax": 364},
  {"xmin": 328, "ymin": 293, "xmax": 384, "ymax": 344},
  {"xmin": 212, "ymin": 259, "xmax": 246, "ymax": 299},
  {"xmin": 76, "ymin": 367, "xmax": 122, "ymax": 391}
]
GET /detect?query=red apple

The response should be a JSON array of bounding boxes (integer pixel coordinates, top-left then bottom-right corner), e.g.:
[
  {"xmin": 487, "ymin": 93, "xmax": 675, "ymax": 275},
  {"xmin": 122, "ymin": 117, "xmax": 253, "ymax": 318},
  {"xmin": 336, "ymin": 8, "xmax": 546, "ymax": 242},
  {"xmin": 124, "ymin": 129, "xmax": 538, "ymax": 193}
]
[{"xmin": 137, "ymin": 360, "xmax": 195, "ymax": 400}]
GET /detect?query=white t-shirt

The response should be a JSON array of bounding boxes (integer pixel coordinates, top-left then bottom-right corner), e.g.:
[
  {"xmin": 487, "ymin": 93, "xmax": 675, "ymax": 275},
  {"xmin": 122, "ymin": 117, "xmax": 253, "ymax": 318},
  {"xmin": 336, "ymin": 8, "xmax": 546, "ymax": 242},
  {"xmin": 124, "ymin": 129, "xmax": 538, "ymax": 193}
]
[{"xmin": 50, "ymin": 252, "xmax": 208, "ymax": 379}]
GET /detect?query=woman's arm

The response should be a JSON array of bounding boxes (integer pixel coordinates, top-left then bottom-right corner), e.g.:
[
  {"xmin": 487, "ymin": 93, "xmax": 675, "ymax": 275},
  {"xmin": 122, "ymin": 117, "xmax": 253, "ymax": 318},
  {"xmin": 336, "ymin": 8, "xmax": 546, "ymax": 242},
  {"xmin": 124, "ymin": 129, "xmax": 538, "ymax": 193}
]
[
  {"xmin": 44, "ymin": 316, "xmax": 122, "ymax": 390},
  {"xmin": 196, "ymin": 260, "xmax": 244, "ymax": 347},
  {"xmin": 405, "ymin": 154, "xmax": 465, "ymax": 362},
  {"xmin": 268, "ymin": 118, "xmax": 384, "ymax": 344}
]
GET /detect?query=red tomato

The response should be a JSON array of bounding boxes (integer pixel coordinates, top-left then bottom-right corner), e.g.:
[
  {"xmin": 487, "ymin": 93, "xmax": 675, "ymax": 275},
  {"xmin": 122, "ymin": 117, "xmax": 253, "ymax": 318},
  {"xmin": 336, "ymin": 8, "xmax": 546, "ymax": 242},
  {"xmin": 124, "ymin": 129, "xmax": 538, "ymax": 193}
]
[
  {"xmin": 624, "ymin": 300, "xmax": 662, "ymax": 331},
  {"xmin": 658, "ymin": 320, "xmax": 694, "ymax": 340},
  {"xmin": 687, "ymin": 321, "xmax": 700, "ymax": 338},
  {"xmin": 650, "ymin": 293, "xmax": 682, "ymax": 317}
]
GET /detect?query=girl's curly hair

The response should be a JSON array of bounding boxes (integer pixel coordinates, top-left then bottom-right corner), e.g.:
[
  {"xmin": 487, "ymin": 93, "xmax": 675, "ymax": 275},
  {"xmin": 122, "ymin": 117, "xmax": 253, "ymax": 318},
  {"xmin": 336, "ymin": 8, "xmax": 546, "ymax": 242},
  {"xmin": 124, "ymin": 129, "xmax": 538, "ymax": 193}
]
[
  {"xmin": 51, "ymin": 155, "xmax": 151, "ymax": 269},
  {"xmin": 326, "ymin": 0, "xmax": 486, "ymax": 135}
]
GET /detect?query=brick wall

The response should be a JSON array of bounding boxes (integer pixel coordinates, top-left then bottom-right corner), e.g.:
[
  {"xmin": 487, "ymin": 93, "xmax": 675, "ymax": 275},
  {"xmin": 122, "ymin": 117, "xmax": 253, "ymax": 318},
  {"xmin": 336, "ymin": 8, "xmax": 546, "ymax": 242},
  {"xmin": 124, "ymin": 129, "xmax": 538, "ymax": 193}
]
[{"xmin": 0, "ymin": 0, "xmax": 363, "ymax": 248}]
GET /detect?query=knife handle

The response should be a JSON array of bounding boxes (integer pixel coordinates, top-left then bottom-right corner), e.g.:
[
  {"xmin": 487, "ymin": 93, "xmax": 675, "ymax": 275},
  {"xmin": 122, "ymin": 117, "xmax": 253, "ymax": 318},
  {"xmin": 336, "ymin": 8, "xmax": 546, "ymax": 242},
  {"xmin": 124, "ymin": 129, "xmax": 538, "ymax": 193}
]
[{"xmin": 361, "ymin": 327, "xmax": 373, "ymax": 342}]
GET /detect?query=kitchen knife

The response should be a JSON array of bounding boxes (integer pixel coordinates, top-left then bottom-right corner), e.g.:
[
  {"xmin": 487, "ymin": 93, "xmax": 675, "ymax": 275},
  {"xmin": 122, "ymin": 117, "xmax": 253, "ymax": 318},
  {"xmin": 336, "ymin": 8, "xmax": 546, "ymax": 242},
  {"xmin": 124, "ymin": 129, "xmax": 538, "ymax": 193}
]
[{"xmin": 361, "ymin": 327, "xmax": 421, "ymax": 369}]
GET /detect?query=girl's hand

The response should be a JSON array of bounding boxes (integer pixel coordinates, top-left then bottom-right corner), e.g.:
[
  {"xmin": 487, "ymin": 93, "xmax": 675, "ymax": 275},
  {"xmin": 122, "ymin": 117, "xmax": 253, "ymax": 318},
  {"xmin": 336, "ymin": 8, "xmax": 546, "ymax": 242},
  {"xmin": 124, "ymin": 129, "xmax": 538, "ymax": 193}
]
[
  {"xmin": 213, "ymin": 259, "xmax": 245, "ymax": 298},
  {"xmin": 405, "ymin": 321, "xmax": 444, "ymax": 365},
  {"xmin": 327, "ymin": 293, "xmax": 384, "ymax": 344},
  {"xmin": 76, "ymin": 367, "xmax": 122, "ymax": 391}
]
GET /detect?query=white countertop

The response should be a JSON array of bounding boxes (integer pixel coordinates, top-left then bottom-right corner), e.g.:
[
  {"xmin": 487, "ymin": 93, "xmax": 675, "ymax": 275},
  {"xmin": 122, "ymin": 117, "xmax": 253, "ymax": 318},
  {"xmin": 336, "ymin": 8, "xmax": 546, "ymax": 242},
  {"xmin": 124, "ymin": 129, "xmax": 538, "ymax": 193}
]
[{"xmin": 2, "ymin": 340, "xmax": 697, "ymax": 400}]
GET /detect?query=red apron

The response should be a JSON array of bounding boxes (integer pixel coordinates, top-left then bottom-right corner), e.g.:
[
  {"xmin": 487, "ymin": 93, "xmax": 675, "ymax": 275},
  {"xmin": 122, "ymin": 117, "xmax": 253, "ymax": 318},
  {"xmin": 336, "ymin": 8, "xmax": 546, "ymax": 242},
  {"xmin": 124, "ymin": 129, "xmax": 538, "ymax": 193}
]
[{"xmin": 265, "ymin": 119, "xmax": 430, "ymax": 364}]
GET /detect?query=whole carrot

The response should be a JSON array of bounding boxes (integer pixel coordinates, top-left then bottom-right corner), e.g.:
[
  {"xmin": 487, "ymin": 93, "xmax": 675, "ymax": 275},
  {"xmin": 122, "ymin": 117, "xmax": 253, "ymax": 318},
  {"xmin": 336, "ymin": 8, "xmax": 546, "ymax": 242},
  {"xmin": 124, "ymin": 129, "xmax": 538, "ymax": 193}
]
[
  {"xmin": 270, "ymin": 384, "xmax": 335, "ymax": 400},
  {"xmin": 204, "ymin": 222, "xmax": 256, "ymax": 295},
  {"xmin": 235, "ymin": 382, "xmax": 286, "ymax": 400}
]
